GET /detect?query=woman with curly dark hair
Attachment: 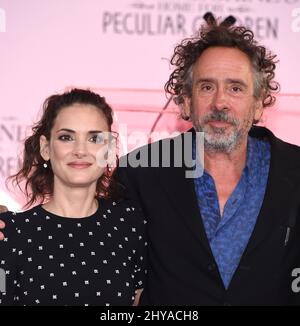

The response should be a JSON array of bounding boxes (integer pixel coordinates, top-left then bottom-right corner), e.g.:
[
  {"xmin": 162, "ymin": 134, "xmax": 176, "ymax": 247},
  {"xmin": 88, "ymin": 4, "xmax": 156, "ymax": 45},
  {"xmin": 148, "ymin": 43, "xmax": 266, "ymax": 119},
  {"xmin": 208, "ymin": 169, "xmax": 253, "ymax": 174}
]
[{"xmin": 0, "ymin": 88, "xmax": 146, "ymax": 306}]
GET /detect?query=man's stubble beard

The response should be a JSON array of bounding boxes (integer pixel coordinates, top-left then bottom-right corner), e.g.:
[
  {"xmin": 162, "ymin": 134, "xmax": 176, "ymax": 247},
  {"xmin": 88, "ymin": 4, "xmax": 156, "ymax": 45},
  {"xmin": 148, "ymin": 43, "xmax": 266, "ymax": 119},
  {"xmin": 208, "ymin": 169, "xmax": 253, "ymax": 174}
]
[{"xmin": 191, "ymin": 108, "xmax": 255, "ymax": 154}]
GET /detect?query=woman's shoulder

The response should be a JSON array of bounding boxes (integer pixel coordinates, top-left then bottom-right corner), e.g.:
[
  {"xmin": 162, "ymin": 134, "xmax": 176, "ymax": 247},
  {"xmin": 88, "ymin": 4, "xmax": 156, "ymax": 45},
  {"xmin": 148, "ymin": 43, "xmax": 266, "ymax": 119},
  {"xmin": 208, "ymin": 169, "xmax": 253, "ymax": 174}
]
[{"xmin": 0, "ymin": 205, "xmax": 43, "ymax": 227}]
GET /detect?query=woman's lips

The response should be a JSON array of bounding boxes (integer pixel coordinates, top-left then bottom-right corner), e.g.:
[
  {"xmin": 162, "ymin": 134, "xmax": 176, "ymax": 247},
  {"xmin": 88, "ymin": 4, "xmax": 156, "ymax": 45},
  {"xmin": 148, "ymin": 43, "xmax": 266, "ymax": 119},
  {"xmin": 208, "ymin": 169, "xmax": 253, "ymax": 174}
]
[{"xmin": 67, "ymin": 162, "xmax": 92, "ymax": 169}]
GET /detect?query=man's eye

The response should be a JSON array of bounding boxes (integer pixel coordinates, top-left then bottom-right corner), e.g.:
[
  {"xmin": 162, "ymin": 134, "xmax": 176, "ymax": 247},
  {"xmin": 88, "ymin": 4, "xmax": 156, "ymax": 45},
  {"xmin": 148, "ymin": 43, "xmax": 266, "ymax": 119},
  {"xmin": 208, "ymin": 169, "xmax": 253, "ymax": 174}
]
[
  {"xmin": 201, "ymin": 85, "xmax": 212, "ymax": 91},
  {"xmin": 232, "ymin": 86, "xmax": 242, "ymax": 92},
  {"xmin": 58, "ymin": 135, "xmax": 73, "ymax": 141}
]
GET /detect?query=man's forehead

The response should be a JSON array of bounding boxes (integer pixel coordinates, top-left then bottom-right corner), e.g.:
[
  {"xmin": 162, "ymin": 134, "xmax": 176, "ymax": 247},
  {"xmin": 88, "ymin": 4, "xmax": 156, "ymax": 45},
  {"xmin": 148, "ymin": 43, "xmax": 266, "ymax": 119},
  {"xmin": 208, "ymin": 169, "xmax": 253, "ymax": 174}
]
[
  {"xmin": 192, "ymin": 48, "xmax": 253, "ymax": 82},
  {"xmin": 194, "ymin": 47, "xmax": 252, "ymax": 69}
]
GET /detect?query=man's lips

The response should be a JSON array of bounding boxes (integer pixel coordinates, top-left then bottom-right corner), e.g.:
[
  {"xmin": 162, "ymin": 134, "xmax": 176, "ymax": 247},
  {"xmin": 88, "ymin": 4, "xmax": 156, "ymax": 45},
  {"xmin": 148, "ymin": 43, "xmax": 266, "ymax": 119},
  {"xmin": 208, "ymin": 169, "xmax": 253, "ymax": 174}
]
[
  {"xmin": 208, "ymin": 120, "xmax": 233, "ymax": 128},
  {"xmin": 67, "ymin": 162, "xmax": 92, "ymax": 169}
]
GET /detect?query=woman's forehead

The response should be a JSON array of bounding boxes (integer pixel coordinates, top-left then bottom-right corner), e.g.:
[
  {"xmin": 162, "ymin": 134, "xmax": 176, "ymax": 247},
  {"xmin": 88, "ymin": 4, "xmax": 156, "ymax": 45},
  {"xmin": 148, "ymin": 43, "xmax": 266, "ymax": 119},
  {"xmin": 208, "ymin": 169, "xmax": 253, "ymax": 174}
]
[{"xmin": 53, "ymin": 104, "xmax": 109, "ymax": 131}]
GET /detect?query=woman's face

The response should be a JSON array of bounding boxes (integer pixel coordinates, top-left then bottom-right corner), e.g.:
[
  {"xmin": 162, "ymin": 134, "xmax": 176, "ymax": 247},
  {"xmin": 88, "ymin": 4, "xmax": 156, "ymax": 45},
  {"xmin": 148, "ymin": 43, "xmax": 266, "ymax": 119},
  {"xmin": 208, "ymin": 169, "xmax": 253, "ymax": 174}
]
[{"xmin": 40, "ymin": 103, "xmax": 110, "ymax": 192}]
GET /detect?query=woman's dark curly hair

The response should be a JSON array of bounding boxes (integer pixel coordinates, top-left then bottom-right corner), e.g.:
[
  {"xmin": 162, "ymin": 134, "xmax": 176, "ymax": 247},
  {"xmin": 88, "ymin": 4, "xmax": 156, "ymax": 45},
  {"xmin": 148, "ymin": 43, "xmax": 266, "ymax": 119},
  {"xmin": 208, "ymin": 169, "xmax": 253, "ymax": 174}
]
[
  {"xmin": 11, "ymin": 88, "xmax": 120, "ymax": 208},
  {"xmin": 165, "ymin": 19, "xmax": 280, "ymax": 120}
]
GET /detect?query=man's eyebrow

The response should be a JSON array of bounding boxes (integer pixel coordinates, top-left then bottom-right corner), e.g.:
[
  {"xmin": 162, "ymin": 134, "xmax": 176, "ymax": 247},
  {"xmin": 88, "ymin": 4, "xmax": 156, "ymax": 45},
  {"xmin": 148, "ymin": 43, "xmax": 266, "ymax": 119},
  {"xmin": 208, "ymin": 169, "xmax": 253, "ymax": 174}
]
[
  {"xmin": 194, "ymin": 78, "xmax": 248, "ymax": 88},
  {"xmin": 194, "ymin": 78, "xmax": 215, "ymax": 85},
  {"xmin": 225, "ymin": 78, "xmax": 248, "ymax": 88}
]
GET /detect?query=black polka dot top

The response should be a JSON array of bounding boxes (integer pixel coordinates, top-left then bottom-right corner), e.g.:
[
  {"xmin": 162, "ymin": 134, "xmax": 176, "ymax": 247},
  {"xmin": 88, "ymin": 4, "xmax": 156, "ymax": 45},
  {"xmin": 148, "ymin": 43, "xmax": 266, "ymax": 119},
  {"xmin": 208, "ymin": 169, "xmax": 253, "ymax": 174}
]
[{"xmin": 0, "ymin": 198, "xmax": 147, "ymax": 306}]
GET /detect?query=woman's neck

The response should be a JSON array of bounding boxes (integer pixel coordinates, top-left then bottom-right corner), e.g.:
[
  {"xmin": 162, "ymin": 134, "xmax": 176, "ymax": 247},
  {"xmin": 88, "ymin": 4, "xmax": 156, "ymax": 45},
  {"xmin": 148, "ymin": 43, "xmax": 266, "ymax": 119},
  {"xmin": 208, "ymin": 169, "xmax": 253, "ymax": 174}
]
[{"xmin": 42, "ymin": 182, "xmax": 99, "ymax": 218}]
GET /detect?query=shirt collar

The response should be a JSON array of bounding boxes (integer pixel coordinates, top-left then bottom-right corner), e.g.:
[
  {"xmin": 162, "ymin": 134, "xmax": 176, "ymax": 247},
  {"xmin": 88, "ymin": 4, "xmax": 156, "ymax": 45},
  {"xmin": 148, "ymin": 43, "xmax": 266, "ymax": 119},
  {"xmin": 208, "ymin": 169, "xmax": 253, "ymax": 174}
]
[{"xmin": 193, "ymin": 134, "xmax": 265, "ymax": 187}]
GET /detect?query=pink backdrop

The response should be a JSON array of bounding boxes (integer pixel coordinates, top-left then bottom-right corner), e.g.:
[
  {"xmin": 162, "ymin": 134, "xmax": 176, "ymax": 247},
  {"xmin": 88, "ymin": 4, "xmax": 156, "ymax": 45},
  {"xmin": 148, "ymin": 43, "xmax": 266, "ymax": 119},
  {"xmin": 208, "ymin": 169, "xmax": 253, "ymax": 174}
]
[{"xmin": 0, "ymin": 0, "xmax": 300, "ymax": 209}]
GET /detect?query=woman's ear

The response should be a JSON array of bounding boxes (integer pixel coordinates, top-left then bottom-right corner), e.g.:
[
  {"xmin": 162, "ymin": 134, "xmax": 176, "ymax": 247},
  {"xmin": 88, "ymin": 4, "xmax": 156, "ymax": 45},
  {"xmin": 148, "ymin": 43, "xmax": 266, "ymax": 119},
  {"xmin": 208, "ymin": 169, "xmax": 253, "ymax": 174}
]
[{"xmin": 40, "ymin": 135, "xmax": 50, "ymax": 161}]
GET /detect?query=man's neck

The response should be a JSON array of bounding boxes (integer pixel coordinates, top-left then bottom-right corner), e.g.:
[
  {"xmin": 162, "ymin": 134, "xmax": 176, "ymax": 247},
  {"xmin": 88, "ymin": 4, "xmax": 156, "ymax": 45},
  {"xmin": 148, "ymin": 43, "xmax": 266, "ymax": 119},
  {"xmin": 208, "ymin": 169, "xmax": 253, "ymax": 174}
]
[
  {"xmin": 204, "ymin": 139, "xmax": 248, "ymax": 181},
  {"xmin": 203, "ymin": 139, "xmax": 248, "ymax": 217}
]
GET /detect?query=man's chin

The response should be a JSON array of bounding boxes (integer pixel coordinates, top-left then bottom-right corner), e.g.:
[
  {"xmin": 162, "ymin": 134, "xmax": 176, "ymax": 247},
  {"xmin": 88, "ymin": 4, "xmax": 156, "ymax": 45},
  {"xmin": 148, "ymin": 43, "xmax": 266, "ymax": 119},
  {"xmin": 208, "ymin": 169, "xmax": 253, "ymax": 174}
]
[
  {"xmin": 205, "ymin": 128, "xmax": 233, "ymax": 139},
  {"xmin": 203, "ymin": 131, "xmax": 240, "ymax": 152}
]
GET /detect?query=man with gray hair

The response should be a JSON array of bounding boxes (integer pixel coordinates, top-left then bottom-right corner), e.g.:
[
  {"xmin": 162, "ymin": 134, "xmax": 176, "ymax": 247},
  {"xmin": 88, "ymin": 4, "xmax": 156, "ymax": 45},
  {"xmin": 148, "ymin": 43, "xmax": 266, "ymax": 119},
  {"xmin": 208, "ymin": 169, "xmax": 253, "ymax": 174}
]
[{"xmin": 116, "ymin": 13, "xmax": 300, "ymax": 305}]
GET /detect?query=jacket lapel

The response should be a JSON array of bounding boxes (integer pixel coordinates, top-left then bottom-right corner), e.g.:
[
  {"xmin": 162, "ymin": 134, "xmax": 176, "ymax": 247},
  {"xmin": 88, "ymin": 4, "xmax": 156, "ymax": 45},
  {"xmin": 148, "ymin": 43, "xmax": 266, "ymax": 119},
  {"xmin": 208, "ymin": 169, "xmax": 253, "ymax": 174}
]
[
  {"xmin": 155, "ymin": 131, "xmax": 213, "ymax": 255},
  {"xmin": 241, "ymin": 128, "xmax": 300, "ymax": 256}
]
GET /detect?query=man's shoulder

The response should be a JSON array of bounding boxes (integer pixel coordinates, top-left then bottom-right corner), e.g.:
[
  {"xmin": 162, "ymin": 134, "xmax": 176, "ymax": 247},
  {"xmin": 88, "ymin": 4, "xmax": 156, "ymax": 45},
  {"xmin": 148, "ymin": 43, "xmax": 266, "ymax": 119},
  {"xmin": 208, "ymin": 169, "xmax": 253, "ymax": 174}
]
[
  {"xmin": 250, "ymin": 126, "xmax": 300, "ymax": 150},
  {"xmin": 250, "ymin": 126, "xmax": 300, "ymax": 169},
  {"xmin": 279, "ymin": 139, "xmax": 300, "ymax": 155},
  {"xmin": 269, "ymin": 130, "xmax": 300, "ymax": 160}
]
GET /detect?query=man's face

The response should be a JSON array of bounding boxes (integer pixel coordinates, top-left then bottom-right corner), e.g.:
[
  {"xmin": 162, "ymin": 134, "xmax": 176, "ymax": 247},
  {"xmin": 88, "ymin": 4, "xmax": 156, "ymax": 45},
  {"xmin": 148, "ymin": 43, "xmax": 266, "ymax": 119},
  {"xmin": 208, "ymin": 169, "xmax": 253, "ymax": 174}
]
[{"xmin": 183, "ymin": 46, "xmax": 263, "ymax": 153}]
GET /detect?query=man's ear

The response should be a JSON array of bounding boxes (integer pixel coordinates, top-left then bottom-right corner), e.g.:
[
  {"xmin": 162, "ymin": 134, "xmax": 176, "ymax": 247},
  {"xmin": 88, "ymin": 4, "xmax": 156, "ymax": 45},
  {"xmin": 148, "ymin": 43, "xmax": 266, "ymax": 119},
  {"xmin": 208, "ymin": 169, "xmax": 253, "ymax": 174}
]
[
  {"xmin": 254, "ymin": 100, "xmax": 264, "ymax": 123},
  {"xmin": 182, "ymin": 95, "xmax": 192, "ymax": 120},
  {"xmin": 40, "ymin": 135, "xmax": 50, "ymax": 161}
]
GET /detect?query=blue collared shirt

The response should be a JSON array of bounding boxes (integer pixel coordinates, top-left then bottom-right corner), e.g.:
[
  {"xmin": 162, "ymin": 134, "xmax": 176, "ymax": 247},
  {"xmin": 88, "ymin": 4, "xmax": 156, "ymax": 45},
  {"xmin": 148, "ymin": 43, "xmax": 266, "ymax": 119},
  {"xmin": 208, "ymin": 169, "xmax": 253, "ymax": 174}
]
[{"xmin": 193, "ymin": 136, "xmax": 271, "ymax": 289}]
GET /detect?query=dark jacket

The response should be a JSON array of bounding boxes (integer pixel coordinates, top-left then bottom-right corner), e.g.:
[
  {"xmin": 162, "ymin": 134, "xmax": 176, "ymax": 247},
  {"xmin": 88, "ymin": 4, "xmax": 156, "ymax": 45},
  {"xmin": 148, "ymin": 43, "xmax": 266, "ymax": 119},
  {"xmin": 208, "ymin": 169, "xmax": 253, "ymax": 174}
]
[{"xmin": 117, "ymin": 126, "xmax": 300, "ymax": 305}]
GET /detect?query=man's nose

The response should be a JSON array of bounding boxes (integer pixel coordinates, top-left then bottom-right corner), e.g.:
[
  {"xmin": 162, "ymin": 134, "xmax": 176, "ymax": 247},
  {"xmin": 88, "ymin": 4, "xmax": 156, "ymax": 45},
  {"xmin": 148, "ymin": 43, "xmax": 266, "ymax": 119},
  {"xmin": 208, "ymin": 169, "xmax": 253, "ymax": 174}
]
[{"xmin": 212, "ymin": 88, "xmax": 229, "ymax": 111}]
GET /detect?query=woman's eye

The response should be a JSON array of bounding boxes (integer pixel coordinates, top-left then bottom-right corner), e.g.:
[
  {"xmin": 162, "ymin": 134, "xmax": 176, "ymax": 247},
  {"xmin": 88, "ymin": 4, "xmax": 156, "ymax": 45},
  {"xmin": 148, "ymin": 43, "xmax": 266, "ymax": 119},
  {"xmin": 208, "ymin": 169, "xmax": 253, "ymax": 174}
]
[
  {"xmin": 90, "ymin": 135, "xmax": 99, "ymax": 143},
  {"xmin": 58, "ymin": 135, "xmax": 73, "ymax": 141},
  {"xmin": 90, "ymin": 134, "xmax": 104, "ymax": 144}
]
